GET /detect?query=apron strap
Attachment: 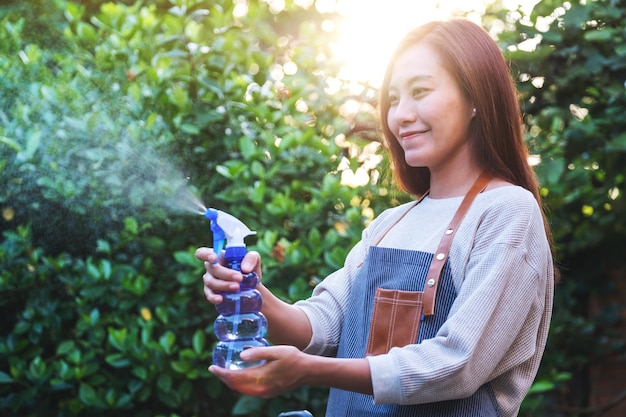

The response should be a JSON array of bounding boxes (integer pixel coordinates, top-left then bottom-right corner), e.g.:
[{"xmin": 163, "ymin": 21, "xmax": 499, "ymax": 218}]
[{"xmin": 423, "ymin": 171, "xmax": 492, "ymax": 316}]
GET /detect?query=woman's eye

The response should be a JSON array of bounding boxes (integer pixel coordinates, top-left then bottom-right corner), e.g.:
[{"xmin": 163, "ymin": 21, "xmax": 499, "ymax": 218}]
[
  {"xmin": 412, "ymin": 87, "xmax": 425, "ymax": 97},
  {"xmin": 388, "ymin": 95, "xmax": 399, "ymax": 105}
]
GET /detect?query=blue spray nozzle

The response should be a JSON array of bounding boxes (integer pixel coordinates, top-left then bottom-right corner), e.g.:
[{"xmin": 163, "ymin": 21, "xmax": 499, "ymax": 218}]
[
  {"xmin": 203, "ymin": 208, "xmax": 218, "ymax": 222},
  {"xmin": 202, "ymin": 208, "xmax": 255, "ymax": 264},
  {"xmin": 204, "ymin": 208, "xmax": 226, "ymax": 259}
]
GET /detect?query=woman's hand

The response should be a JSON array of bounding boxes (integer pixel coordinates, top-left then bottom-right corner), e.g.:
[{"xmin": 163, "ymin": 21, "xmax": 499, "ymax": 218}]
[
  {"xmin": 209, "ymin": 346, "xmax": 374, "ymax": 398},
  {"xmin": 195, "ymin": 247, "xmax": 262, "ymax": 304},
  {"xmin": 208, "ymin": 345, "xmax": 309, "ymax": 398}
]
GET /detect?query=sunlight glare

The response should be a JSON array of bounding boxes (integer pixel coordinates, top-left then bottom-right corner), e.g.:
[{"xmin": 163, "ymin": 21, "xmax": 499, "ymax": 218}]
[{"xmin": 333, "ymin": 0, "xmax": 540, "ymax": 86}]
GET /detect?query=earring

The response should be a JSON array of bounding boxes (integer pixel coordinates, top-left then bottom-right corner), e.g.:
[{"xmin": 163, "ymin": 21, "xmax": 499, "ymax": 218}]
[{"xmin": 472, "ymin": 107, "xmax": 477, "ymax": 116}]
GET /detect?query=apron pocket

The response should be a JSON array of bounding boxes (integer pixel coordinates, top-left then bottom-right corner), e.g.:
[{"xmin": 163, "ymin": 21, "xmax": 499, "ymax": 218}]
[{"xmin": 365, "ymin": 288, "xmax": 423, "ymax": 356}]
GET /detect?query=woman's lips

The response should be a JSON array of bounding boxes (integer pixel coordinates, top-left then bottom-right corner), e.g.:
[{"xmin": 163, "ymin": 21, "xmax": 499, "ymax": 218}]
[{"xmin": 400, "ymin": 130, "xmax": 427, "ymax": 140}]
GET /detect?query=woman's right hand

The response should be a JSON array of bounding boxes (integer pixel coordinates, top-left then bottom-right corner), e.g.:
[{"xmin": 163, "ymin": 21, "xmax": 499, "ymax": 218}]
[{"xmin": 195, "ymin": 247, "xmax": 263, "ymax": 305}]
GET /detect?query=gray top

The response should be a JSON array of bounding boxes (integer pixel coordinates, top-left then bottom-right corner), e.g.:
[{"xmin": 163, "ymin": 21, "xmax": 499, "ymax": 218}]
[{"xmin": 295, "ymin": 185, "xmax": 554, "ymax": 417}]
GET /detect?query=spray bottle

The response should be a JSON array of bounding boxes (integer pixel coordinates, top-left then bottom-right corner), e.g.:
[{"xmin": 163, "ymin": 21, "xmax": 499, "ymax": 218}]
[{"xmin": 204, "ymin": 208, "xmax": 269, "ymax": 369}]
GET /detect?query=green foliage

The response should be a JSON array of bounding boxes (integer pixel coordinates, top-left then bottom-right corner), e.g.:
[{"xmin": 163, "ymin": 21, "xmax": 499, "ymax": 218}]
[
  {"xmin": 0, "ymin": 224, "xmax": 223, "ymax": 416},
  {"xmin": 1, "ymin": 0, "xmax": 389, "ymax": 415},
  {"xmin": 487, "ymin": 0, "xmax": 626, "ymax": 413}
]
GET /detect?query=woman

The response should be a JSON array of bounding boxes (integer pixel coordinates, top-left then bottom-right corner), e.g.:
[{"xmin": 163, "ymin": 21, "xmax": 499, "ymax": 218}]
[{"xmin": 196, "ymin": 19, "xmax": 555, "ymax": 417}]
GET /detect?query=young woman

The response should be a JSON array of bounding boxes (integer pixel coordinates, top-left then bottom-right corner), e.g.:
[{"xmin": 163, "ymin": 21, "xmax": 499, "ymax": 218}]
[{"xmin": 196, "ymin": 19, "xmax": 555, "ymax": 417}]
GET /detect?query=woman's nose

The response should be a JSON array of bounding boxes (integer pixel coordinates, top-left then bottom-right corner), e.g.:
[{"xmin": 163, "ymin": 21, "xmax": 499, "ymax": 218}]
[{"xmin": 391, "ymin": 98, "xmax": 417, "ymax": 125}]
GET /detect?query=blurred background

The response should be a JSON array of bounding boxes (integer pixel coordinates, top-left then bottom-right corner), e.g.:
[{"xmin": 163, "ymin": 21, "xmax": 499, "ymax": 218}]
[{"xmin": 1, "ymin": 0, "xmax": 624, "ymax": 416}]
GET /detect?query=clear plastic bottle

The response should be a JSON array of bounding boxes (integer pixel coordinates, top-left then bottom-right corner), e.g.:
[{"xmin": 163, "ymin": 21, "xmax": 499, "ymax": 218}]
[{"xmin": 212, "ymin": 246, "xmax": 269, "ymax": 369}]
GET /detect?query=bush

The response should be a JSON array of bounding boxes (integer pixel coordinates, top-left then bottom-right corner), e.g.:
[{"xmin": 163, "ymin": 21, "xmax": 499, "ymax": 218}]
[
  {"xmin": 0, "ymin": 0, "xmax": 390, "ymax": 416},
  {"xmin": 0, "ymin": 224, "xmax": 222, "ymax": 416}
]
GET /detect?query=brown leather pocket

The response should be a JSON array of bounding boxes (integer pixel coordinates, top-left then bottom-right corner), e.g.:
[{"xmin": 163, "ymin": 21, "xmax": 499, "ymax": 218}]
[{"xmin": 365, "ymin": 288, "xmax": 423, "ymax": 356}]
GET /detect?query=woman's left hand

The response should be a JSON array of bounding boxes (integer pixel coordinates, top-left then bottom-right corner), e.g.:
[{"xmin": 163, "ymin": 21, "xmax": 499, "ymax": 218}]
[{"xmin": 208, "ymin": 345, "xmax": 309, "ymax": 398}]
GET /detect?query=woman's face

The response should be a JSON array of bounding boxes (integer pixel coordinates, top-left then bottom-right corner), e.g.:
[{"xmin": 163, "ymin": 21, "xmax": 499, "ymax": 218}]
[{"xmin": 386, "ymin": 42, "xmax": 475, "ymax": 175}]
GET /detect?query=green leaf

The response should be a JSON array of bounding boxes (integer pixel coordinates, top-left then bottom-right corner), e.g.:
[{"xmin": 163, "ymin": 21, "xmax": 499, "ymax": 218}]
[
  {"xmin": 105, "ymin": 388, "xmax": 116, "ymax": 406},
  {"xmin": 19, "ymin": 129, "xmax": 41, "ymax": 161},
  {"xmin": 176, "ymin": 270, "xmax": 198, "ymax": 285},
  {"xmin": 616, "ymin": 44, "xmax": 626, "ymax": 57},
  {"xmin": 155, "ymin": 306, "xmax": 169, "ymax": 324},
  {"xmin": 168, "ymin": 85, "xmax": 190, "ymax": 110},
  {"xmin": 607, "ymin": 132, "xmax": 626, "ymax": 151},
  {"xmin": 79, "ymin": 383, "xmax": 102, "ymax": 407},
  {"xmin": 89, "ymin": 308, "xmax": 100, "ymax": 325},
  {"xmin": 122, "ymin": 274, "xmax": 150, "ymax": 296},
  {"xmin": 100, "ymin": 260, "xmax": 112, "ymax": 279},
  {"xmin": 95, "ymin": 239, "xmax": 111, "ymax": 254},
  {"xmin": 14, "ymin": 321, "xmax": 29, "ymax": 334},
  {"xmin": 527, "ymin": 379, "xmax": 554, "ymax": 394},
  {"xmin": 308, "ymin": 228, "xmax": 322, "ymax": 247},
  {"xmin": 250, "ymin": 160, "xmax": 265, "ymax": 178},
  {"xmin": 116, "ymin": 393, "xmax": 132, "ymax": 407},
  {"xmin": 132, "ymin": 366, "xmax": 148, "ymax": 380},
  {"xmin": 232, "ymin": 395, "xmax": 264, "ymax": 415},
  {"xmin": 192, "ymin": 329, "xmax": 205, "ymax": 354},
  {"xmin": 56, "ymin": 340, "xmax": 76, "ymax": 355},
  {"xmin": 124, "ymin": 217, "xmax": 139, "ymax": 235},
  {"xmin": 562, "ymin": 4, "xmax": 590, "ymax": 29},
  {"xmin": 105, "ymin": 353, "xmax": 131, "ymax": 368},
  {"xmin": 0, "ymin": 136, "xmax": 22, "ymax": 152},
  {"xmin": 108, "ymin": 327, "xmax": 128, "ymax": 351},
  {"xmin": 171, "ymin": 359, "xmax": 191, "ymax": 373},
  {"xmin": 57, "ymin": 360, "xmax": 71, "ymax": 379},
  {"xmin": 583, "ymin": 28, "xmax": 614, "ymax": 42},
  {"xmin": 141, "ymin": 323, "xmax": 153, "ymax": 344},
  {"xmin": 180, "ymin": 123, "xmax": 200, "ymax": 135},
  {"xmin": 63, "ymin": 1, "xmax": 82, "ymax": 22},
  {"xmin": 0, "ymin": 371, "xmax": 14, "ymax": 384},
  {"xmin": 76, "ymin": 21, "xmax": 97, "ymax": 45},
  {"xmin": 157, "ymin": 373, "xmax": 172, "ymax": 391},
  {"xmin": 67, "ymin": 348, "xmax": 81, "ymax": 365},
  {"xmin": 251, "ymin": 180, "xmax": 266, "ymax": 204},
  {"xmin": 324, "ymin": 246, "xmax": 349, "ymax": 270},
  {"xmin": 159, "ymin": 331, "xmax": 176, "ymax": 354},
  {"xmin": 28, "ymin": 356, "xmax": 47, "ymax": 379},
  {"xmin": 178, "ymin": 380, "xmax": 193, "ymax": 400},
  {"xmin": 216, "ymin": 164, "xmax": 234, "ymax": 179},
  {"xmin": 239, "ymin": 136, "xmax": 257, "ymax": 159},
  {"xmin": 541, "ymin": 158, "xmax": 565, "ymax": 184},
  {"xmin": 173, "ymin": 250, "xmax": 198, "ymax": 267},
  {"xmin": 86, "ymin": 261, "xmax": 100, "ymax": 280}
]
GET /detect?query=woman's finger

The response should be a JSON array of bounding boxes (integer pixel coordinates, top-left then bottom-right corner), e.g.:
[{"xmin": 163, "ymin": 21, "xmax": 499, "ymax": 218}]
[
  {"xmin": 195, "ymin": 247, "xmax": 216, "ymax": 263},
  {"xmin": 241, "ymin": 251, "xmax": 261, "ymax": 273}
]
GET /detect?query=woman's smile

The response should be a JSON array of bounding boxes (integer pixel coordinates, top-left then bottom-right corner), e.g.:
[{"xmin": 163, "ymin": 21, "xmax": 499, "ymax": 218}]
[{"xmin": 399, "ymin": 129, "xmax": 429, "ymax": 141}]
